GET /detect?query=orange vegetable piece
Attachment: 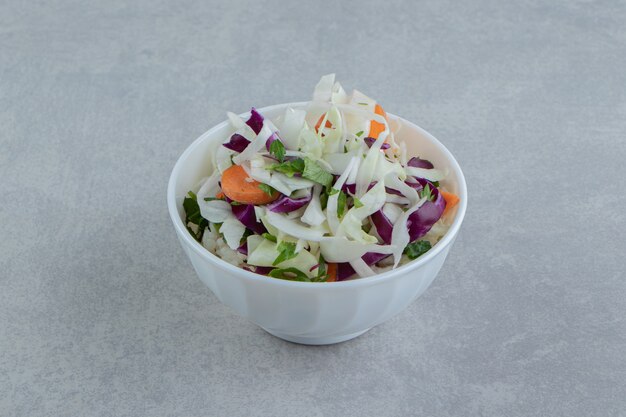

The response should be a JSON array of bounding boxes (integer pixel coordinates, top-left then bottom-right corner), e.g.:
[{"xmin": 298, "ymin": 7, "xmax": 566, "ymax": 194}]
[
  {"xmin": 369, "ymin": 104, "xmax": 388, "ymax": 140},
  {"xmin": 315, "ymin": 114, "xmax": 333, "ymax": 134},
  {"xmin": 220, "ymin": 165, "xmax": 279, "ymax": 205},
  {"xmin": 215, "ymin": 191, "xmax": 225, "ymax": 199},
  {"xmin": 441, "ymin": 191, "xmax": 460, "ymax": 216},
  {"xmin": 326, "ymin": 263, "xmax": 338, "ymax": 282}
]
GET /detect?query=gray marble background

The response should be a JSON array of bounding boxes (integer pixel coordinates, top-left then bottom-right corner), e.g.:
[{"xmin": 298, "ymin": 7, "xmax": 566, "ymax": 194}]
[{"xmin": 1, "ymin": 0, "xmax": 625, "ymax": 416}]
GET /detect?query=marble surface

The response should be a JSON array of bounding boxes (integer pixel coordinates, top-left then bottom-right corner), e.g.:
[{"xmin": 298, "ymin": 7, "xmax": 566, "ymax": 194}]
[{"xmin": 1, "ymin": 0, "xmax": 625, "ymax": 415}]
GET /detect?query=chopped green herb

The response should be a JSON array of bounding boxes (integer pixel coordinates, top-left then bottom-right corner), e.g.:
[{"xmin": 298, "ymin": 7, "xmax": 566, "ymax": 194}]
[
  {"xmin": 262, "ymin": 232, "xmax": 277, "ymax": 243},
  {"xmin": 316, "ymin": 254, "xmax": 328, "ymax": 281},
  {"xmin": 183, "ymin": 191, "xmax": 208, "ymax": 241},
  {"xmin": 353, "ymin": 197, "xmax": 364, "ymax": 208},
  {"xmin": 319, "ymin": 192, "xmax": 329, "ymax": 210},
  {"xmin": 267, "ymin": 158, "xmax": 305, "ymax": 177},
  {"xmin": 269, "ymin": 139, "xmax": 286, "ymax": 162},
  {"xmin": 337, "ymin": 191, "xmax": 347, "ymax": 217},
  {"xmin": 203, "ymin": 196, "xmax": 221, "ymax": 202},
  {"xmin": 431, "ymin": 181, "xmax": 440, "ymax": 188},
  {"xmin": 357, "ymin": 102, "xmax": 368, "ymax": 106},
  {"xmin": 420, "ymin": 184, "xmax": 435, "ymax": 202},
  {"xmin": 404, "ymin": 240, "xmax": 432, "ymax": 260},
  {"xmin": 328, "ymin": 187, "xmax": 340, "ymax": 196},
  {"xmin": 241, "ymin": 228, "xmax": 254, "ymax": 243},
  {"xmin": 355, "ymin": 130, "xmax": 364, "ymax": 137},
  {"xmin": 268, "ymin": 267, "xmax": 310, "ymax": 281},
  {"xmin": 230, "ymin": 201, "xmax": 242, "ymax": 206},
  {"xmin": 273, "ymin": 241, "xmax": 297, "ymax": 266},
  {"xmin": 302, "ymin": 158, "xmax": 334, "ymax": 188},
  {"xmin": 258, "ymin": 183, "xmax": 276, "ymax": 196}
]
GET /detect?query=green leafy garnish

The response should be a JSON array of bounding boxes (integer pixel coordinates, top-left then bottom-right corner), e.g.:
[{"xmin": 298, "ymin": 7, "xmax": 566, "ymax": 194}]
[
  {"xmin": 353, "ymin": 197, "xmax": 364, "ymax": 208},
  {"xmin": 268, "ymin": 267, "xmax": 309, "ymax": 281},
  {"xmin": 230, "ymin": 201, "xmax": 242, "ymax": 206},
  {"xmin": 316, "ymin": 254, "xmax": 328, "ymax": 281},
  {"xmin": 269, "ymin": 139, "xmax": 286, "ymax": 162},
  {"xmin": 258, "ymin": 183, "xmax": 276, "ymax": 196},
  {"xmin": 203, "ymin": 196, "xmax": 221, "ymax": 202},
  {"xmin": 273, "ymin": 241, "xmax": 297, "ymax": 266},
  {"xmin": 183, "ymin": 191, "xmax": 208, "ymax": 241},
  {"xmin": 404, "ymin": 240, "xmax": 432, "ymax": 260},
  {"xmin": 355, "ymin": 131, "xmax": 364, "ymax": 137},
  {"xmin": 337, "ymin": 191, "xmax": 347, "ymax": 217},
  {"xmin": 262, "ymin": 232, "xmax": 277, "ymax": 243},
  {"xmin": 267, "ymin": 158, "xmax": 305, "ymax": 177},
  {"xmin": 241, "ymin": 228, "xmax": 254, "ymax": 243},
  {"xmin": 431, "ymin": 181, "xmax": 440, "ymax": 188},
  {"xmin": 319, "ymin": 192, "xmax": 329, "ymax": 210},
  {"xmin": 328, "ymin": 187, "xmax": 340, "ymax": 196},
  {"xmin": 420, "ymin": 184, "xmax": 435, "ymax": 202},
  {"xmin": 303, "ymin": 158, "xmax": 334, "ymax": 188}
]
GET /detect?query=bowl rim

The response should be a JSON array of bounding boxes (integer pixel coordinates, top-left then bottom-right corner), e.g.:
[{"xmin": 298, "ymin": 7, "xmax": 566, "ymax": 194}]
[{"xmin": 167, "ymin": 101, "xmax": 467, "ymax": 288}]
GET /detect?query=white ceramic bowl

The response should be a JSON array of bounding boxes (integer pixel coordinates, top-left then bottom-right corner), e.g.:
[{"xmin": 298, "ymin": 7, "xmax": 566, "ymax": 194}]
[{"xmin": 168, "ymin": 102, "xmax": 467, "ymax": 345}]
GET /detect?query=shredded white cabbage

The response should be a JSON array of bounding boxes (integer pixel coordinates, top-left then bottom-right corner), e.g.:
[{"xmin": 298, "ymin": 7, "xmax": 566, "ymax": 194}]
[
  {"xmin": 349, "ymin": 258, "xmax": 376, "ymax": 277},
  {"xmin": 232, "ymin": 123, "xmax": 273, "ymax": 165},
  {"xmin": 319, "ymin": 237, "xmax": 395, "ymax": 263},
  {"xmin": 263, "ymin": 208, "xmax": 329, "ymax": 242},
  {"xmin": 327, "ymin": 156, "xmax": 358, "ymax": 234},
  {"xmin": 301, "ymin": 185, "xmax": 325, "ymax": 226},
  {"xmin": 220, "ymin": 218, "xmax": 246, "ymax": 250},
  {"xmin": 278, "ymin": 108, "xmax": 306, "ymax": 150},
  {"xmin": 198, "ymin": 199, "xmax": 231, "ymax": 223},
  {"xmin": 405, "ymin": 166, "xmax": 446, "ymax": 182}
]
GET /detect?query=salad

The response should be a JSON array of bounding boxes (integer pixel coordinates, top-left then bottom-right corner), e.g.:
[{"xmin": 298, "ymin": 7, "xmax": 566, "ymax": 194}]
[{"xmin": 183, "ymin": 75, "xmax": 460, "ymax": 282}]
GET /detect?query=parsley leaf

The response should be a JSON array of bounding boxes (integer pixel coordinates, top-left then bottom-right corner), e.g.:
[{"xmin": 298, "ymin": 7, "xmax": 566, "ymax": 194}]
[
  {"xmin": 316, "ymin": 254, "xmax": 327, "ymax": 281},
  {"xmin": 267, "ymin": 158, "xmax": 305, "ymax": 177},
  {"xmin": 337, "ymin": 191, "xmax": 347, "ymax": 217},
  {"xmin": 183, "ymin": 191, "xmax": 208, "ymax": 241},
  {"xmin": 327, "ymin": 187, "xmax": 340, "ymax": 196},
  {"xmin": 269, "ymin": 139, "xmax": 286, "ymax": 162},
  {"xmin": 302, "ymin": 158, "xmax": 334, "ymax": 188},
  {"xmin": 268, "ymin": 267, "xmax": 310, "ymax": 282},
  {"xmin": 420, "ymin": 184, "xmax": 435, "ymax": 202},
  {"xmin": 353, "ymin": 197, "xmax": 364, "ymax": 208},
  {"xmin": 262, "ymin": 232, "xmax": 277, "ymax": 243},
  {"xmin": 258, "ymin": 183, "xmax": 276, "ymax": 196},
  {"xmin": 319, "ymin": 192, "xmax": 329, "ymax": 210},
  {"xmin": 355, "ymin": 130, "xmax": 364, "ymax": 137},
  {"xmin": 431, "ymin": 181, "xmax": 440, "ymax": 188},
  {"xmin": 273, "ymin": 241, "xmax": 298, "ymax": 266},
  {"xmin": 404, "ymin": 240, "xmax": 432, "ymax": 260}
]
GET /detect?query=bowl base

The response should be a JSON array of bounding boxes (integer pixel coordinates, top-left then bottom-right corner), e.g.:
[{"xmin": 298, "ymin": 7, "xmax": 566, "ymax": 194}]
[{"xmin": 261, "ymin": 328, "xmax": 371, "ymax": 345}]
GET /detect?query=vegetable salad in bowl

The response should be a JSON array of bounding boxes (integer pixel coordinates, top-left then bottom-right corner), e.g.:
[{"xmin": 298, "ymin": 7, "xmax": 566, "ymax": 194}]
[{"xmin": 183, "ymin": 75, "xmax": 460, "ymax": 282}]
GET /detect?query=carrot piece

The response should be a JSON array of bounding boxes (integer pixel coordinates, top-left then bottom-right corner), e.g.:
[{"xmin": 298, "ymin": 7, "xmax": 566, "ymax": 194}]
[
  {"xmin": 326, "ymin": 263, "xmax": 338, "ymax": 282},
  {"xmin": 221, "ymin": 165, "xmax": 279, "ymax": 205},
  {"xmin": 315, "ymin": 114, "xmax": 333, "ymax": 134},
  {"xmin": 215, "ymin": 191, "xmax": 225, "ymax": 199},
  {"xmin": 375, "ymin": 103, "xmax": 387, "ymax": 118},
  {"xmin": 369, "ymin": 104, "xmax": 388, "ymax": 140},
  {"xmin": 441, "ymin": 191, "xmax": 460, "ymax": 216}
]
